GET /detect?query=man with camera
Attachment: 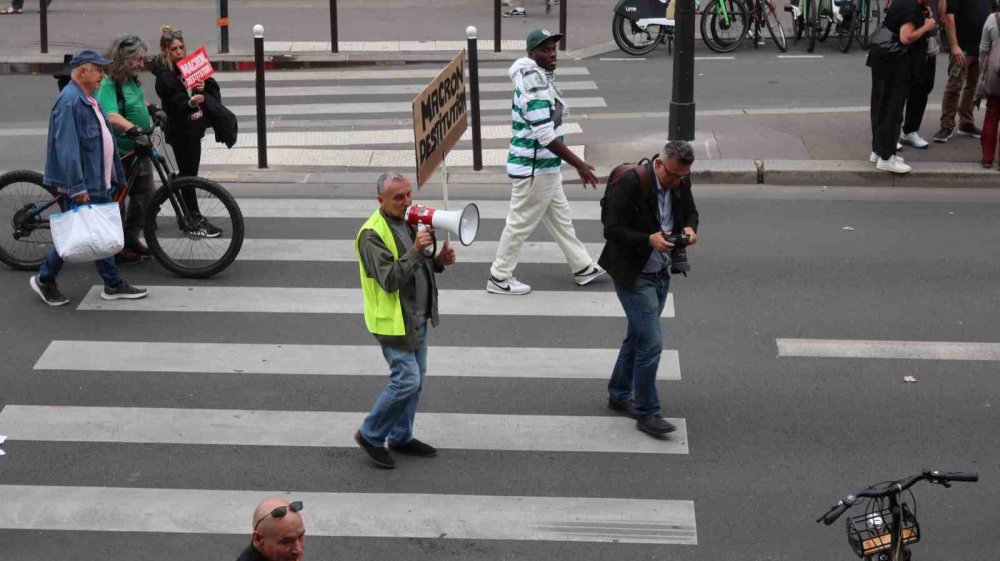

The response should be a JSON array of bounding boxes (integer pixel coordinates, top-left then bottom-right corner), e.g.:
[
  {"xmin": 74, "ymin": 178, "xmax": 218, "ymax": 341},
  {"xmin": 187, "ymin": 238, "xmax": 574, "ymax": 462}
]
[
  {"xmin": 598, "ymin": 141, "xmax": 699, "ymax": 438},
  {"xmin": 352, "ymin": 171, "xmax": 456, "ymax": 469}
]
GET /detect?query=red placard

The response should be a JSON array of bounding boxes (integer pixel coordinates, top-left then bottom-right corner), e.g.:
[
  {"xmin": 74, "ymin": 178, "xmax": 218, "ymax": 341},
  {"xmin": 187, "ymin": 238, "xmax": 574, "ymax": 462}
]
[{"xmin": 177, "ymin": 46, "xmax": 215, "ymax": 89}]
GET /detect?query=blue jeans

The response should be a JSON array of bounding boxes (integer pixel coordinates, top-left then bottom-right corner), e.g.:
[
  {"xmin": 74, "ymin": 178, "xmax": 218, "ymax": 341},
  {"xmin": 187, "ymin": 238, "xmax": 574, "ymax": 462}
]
[
  {"xmin": 38, "ymin": 195, "xmax": 122, "ymax": 288},
  {"xmin": 609, "ymin": 272, "xmax": 671, "ymax": 417},
  {"xmin": 360, "ymin": 324, "xmax": 428, "ymax": 447}
]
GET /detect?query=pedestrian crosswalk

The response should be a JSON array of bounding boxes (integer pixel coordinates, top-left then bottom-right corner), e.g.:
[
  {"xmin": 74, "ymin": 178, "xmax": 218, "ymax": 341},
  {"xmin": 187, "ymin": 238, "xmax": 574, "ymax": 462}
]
[
  {"xmin": 0, "ymin": 194, "xmax": 698, "ymax": 553},
  {"xmin": 201, "ymin": 63, "xmax": 608, "ymax": 170}
]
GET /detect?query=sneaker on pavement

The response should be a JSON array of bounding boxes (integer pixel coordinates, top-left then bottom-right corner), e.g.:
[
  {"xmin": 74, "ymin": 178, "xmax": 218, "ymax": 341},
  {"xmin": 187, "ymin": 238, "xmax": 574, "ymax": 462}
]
[
  {"xmin": 957, "ymin": 123, "xmax": 982, "ymax": 138},
  {"xmin": 130, "ymin": 242, "xmax": 152, "ymax": 257},
  {"xmin": 388, "ymin": 438, "xmax": 438, "ymax": 457},
  {"xmin": 876, "ymin": 155, "xmax": 911, "ymax": 174},
  {"xmin": 608, "ymin": 397, "xmax": 640, "ymax": 419},
  {"xmin": 100, "ymin": 281, "xmax": 148, "ymax": 301},
  {"xmin": 573, "ymin": 263, "xmax": 607, "ymax": 286},
  {"xmin": 636, "ymin": 414, "xmax": 677, "ymax": 436},
  {"xmin": 899, "ymin": 131, "xmax": 929, "ymax": 149},
  {"xmin": 487, "ymin": 275, "xmax": 531, "ymax": 295},
  {"xmin": 503, "ymin": 7, "xmax": 526, "ymax": 16},
  {"xmin": 29, "ymin": 275, "xmax": 69, "ymax": 306},
  {"xmin": 869, "ymin": 152, "xmax": 904, "ymax": 164},
  {"xmin": 115, "ymin": 247, "xmax": 145, "ymax": 265},
  {"xmin": 191, "ymin": 216, "xmax": 223, "ymax": 239},
  {"xmin": 354, "ymin": 430, "xmax": 395, "ymax": 469},
  {"xmin": 932, "ymin": 127, "xmax": 954, "ymax": 143}
]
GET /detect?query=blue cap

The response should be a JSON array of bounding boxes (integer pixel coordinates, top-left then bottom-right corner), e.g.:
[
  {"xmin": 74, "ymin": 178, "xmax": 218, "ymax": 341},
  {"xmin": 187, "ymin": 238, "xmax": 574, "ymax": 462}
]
[{"xmin": 68, "ymin": 49, "xmax": 112, "ymax": 69}]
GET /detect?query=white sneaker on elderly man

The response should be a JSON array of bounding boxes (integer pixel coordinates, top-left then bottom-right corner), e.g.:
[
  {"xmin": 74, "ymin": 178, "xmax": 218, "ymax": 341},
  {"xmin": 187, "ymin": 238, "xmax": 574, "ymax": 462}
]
[{"xmin": 876, "ymin": 155, "xmax": 911, "ymax": 174}]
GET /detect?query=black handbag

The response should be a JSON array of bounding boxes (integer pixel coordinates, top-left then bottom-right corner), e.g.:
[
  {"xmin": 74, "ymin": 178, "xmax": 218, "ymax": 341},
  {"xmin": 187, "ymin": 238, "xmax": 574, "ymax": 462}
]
[{"xmin": 870, "ymin": 25, "xmax": 909, "ymax": 59}]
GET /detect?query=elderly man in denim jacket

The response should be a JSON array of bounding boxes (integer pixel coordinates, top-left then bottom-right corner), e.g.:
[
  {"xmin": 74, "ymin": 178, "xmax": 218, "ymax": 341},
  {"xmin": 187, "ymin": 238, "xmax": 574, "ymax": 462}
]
[{"xmin": 29, "ymin": 49, "xmax": 148, "ymax": 306}]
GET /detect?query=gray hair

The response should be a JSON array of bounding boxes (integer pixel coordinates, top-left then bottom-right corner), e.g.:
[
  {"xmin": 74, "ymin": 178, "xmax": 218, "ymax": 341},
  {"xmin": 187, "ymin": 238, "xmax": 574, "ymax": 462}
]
[
  {"xmin": 376, "ymin": 171, "xmax": 407, "ymax": 195},
  {"xmin": 105, "ymin": 34, "xmax": 148, "ymax": 84},
  {"xmin": 660, "ymin": 141, "xmax": 695, "ymax": 166}
]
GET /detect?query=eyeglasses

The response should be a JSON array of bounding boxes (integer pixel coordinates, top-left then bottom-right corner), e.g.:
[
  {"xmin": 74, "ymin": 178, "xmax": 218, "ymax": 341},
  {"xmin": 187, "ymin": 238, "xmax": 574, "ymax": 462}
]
[
  {"xmin": 161, "ymin": 30, "xmax": 183, "ymax": 41},
  {"xmin": 664, "ymin": 169, "xmax": 691, "ymax": 180},
  {"xmin": 253, "ymin": 501, "xmax": 303, "ymax": 532}
]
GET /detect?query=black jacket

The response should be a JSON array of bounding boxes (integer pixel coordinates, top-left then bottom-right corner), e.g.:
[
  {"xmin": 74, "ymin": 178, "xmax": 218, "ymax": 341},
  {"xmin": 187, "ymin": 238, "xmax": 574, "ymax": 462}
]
[
  {"xmin": 598, "ymin": 161, "xmax": 699, "ymax": 289},
  {"xmin": 151, "ymin": 58, "xmax": 218, "ymax": 145},
  {"xmin": 202, "ymin": 90, "xmax": 238, "ymax": 148}
]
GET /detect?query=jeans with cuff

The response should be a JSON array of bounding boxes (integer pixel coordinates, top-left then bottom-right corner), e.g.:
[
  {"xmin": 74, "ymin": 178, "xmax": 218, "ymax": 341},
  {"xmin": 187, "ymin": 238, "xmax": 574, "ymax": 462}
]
[
  {"xmin": 608, "ymin": 271, "xmax": 670, "ymax": 418},
  {"xmin": 360, "ymin": 324, "xmax": 429, "ymax": 447}
]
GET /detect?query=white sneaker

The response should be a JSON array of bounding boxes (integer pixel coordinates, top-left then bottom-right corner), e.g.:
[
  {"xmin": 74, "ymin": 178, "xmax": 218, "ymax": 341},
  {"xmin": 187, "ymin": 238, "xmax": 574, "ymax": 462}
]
[
  {"xmin": 573, "ymin": 263, "xmax": 607, "ymax": 286},
  {"xmin": 899, "ymin": 132, "xmax": 929, "ymax": 149},
  {"xmin": 487, "ymin": 275, "xmax": 531, "ymax": 295},
  {"xmin": 870, "ymin": 152, "xmax": 904, "ymax": 164},
  {"xmin": 502, "ymin": 7, "xmax": 526, "ymax": 16},
  {"xmin": 876, "ymin": 155, "xmax": 911, "ymax": 174},
  {"xmin": 896, "ymin": 142, "xmax": 903, "ymax": 150}
]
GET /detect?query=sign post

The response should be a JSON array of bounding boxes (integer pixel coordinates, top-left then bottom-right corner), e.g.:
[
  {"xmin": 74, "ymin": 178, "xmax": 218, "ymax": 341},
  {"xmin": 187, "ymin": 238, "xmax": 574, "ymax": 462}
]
[{"xmin": 412, "ymin": 50, "xmax": 468, "ymax": 193}]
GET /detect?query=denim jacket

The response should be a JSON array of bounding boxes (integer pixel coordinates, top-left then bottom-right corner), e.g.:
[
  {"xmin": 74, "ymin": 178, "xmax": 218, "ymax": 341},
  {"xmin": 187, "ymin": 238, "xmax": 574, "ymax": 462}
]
[{"xmin": 44, "ymin": 80, "xmax": 125, "ymax": 198}]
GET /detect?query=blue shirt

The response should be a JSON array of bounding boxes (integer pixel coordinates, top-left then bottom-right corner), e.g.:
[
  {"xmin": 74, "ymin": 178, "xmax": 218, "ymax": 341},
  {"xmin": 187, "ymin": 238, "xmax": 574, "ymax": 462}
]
[{"xmin": 641, "ymin": 170, "xmax": 675, "ymax": 273}]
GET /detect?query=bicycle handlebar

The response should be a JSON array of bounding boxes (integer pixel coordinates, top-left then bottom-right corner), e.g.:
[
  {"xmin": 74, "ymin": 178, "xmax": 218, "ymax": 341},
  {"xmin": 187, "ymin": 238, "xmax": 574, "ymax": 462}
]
[{"xmin": 817, "ymin": 470, "xmax": 979, "ymax": 525}]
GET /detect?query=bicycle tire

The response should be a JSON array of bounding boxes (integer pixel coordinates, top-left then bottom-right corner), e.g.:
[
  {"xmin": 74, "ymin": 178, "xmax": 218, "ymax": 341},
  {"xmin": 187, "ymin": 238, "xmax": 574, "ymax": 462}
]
[
  {"xmin": 793, "ymin": 13, "xmax": 804, "ymax": 41},
  {"xmin": 612, "ymin": 13, "xmax": 665, "ymax": 56},
  {"xmin": 806, "ymin": 0, "xmax": 818, "ymax": 51},
  {"xmin": 858, "ymin": 0, "xmax": 879, "ymax": 48},
  {"xmin": 838, "ymin": 16, "xmax": 853, "ymax": 52},
  {"xmin": 700, "ymin": 0, "xmax": 750, "ymax": 53},
  {"xmin": 820, "ymin": 18, "xmax": 833, "ymax": 41},
  {"xmin": 143, "ymin": 176, "xmax": 244, "ymax": 279},
  {"xmin": 764, "ymin": 1, "xmax": 788, "ymax": 51},
  {"xmin": 0, "ymin": 170, "xmax": 58, "ymax": 271}
]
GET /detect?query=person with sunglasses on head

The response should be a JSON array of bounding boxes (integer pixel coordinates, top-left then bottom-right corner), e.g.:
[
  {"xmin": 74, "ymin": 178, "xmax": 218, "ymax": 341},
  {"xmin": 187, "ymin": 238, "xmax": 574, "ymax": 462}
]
[
  {"xmin": 238, "ymin": 497, "xmax": 305, "ymax": 561},
  {"xmin": 152, "ymin": 25, "xmax": 223, "ymax": 237},
  {"xmin": 95, "ymin": 34, "xmax": 155, "ymax": 265},
  {"xmin": 598, "ymin": 141, "xmax": 699, "ymax": 438}
]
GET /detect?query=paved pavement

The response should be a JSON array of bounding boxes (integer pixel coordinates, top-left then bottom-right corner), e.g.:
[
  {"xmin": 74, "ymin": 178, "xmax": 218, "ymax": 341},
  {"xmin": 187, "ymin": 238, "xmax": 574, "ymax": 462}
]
[{"xmin": 1, "ymin": 183, "xmax": 999, "ymax": 561}]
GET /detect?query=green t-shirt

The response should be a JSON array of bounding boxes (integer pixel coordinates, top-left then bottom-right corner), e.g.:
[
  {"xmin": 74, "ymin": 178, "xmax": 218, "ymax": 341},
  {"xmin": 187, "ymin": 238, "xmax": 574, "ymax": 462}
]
[{"xmin": 96, "ymin": 76, "xmax": 151, "ymax": 155}]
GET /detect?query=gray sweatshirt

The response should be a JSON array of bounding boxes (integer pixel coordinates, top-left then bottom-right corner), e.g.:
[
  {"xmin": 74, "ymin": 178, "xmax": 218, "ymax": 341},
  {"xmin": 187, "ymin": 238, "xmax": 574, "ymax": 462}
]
[{"xmin": 977, "ymin": 11, "xmax": 1000, "ymax": 98}]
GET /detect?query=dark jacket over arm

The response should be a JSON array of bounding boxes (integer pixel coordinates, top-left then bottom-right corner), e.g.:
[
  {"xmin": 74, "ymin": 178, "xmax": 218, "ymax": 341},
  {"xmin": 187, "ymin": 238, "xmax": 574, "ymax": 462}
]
[{"xmin": 598, "ymin": 161, "xmax": 699, "ymax": 289}]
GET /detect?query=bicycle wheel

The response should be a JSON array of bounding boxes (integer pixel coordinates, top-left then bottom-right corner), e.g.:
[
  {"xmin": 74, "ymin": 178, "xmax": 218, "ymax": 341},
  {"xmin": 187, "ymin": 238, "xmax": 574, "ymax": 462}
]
[
  {"xmin": 806, "ymin": 0, "xmax": 818, "ymax": 52},
  {"xmin": 0, "ymin": 170, "xmax": 59, "ymax": 270},
  {"xmin": 793, "ymin": 13, "xmax": 804, "ymax": 41},
  {"xmin": 612, "ymin": 13, "xmax": 666, "ymax": 56},
  {"xmin": 143, "ymin": 176, "xmax": 244, "ymax": 279},
  {"xmin": 838, "ymin": 13, "xmax": 854, "ymax": 52},
  {"xmin": 701, "ymin": 0, "xmax": 750, "ymax": 53},
  {"xmin": 764, "ymin": 1, "xmax": 788, "ymax": 51},
  {"xmin": 820, "ymin": 18, "xmax": 833, "ymax": 41},
  {"xmin": 858, "ymin": 0, "xmax": 879, "ymax": 48}
]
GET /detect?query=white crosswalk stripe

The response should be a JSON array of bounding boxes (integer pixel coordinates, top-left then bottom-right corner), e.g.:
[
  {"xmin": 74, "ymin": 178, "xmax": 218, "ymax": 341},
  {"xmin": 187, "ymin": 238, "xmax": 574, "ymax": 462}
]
[
  {"xmin": 212, "ymin": 66, "xmax": 592, "ymax": 83},
  {"xmin": 191, "ymin": 198, "xmax": 604, "ymax": 220}
]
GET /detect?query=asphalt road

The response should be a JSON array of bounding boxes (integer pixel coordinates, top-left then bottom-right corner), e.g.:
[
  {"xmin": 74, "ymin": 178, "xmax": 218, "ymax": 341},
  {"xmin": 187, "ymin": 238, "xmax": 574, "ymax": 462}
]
[{"xmin": 1, "ymin": 183, "xmax": 998, "ymax": 561}]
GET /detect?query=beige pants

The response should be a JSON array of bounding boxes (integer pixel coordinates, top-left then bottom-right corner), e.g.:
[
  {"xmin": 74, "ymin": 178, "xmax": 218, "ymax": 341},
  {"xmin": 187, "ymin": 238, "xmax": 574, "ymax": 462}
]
[{"xmin": 490, "ymin": 172, "xmax": 594, "ymax": 280}]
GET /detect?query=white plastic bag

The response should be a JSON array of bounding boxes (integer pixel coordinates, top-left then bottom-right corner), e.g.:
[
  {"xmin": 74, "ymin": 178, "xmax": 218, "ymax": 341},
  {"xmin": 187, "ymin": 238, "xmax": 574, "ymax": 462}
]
[{"xmin": 50, "ymin": 202, "xmax": 124, "ymax": 263}]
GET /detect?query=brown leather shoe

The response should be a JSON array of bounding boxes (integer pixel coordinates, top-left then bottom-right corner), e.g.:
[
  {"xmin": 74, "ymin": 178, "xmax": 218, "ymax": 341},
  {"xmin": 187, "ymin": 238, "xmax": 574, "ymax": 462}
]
[
  {"xmin": 130, "ymin": 242, "xmax": 152, "ymax": 257},
  {"xmin": 115, "ymin": 247, "xmax": 144, "ymax": 265}
]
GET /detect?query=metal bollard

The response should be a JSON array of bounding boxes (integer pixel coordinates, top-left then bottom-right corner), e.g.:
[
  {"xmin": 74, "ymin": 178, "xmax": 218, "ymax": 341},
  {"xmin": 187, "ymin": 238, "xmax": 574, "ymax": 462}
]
[
  {"xmin": 559, "ymin": 0, "xmax": 567, "ymax": 51},
  {"xmin": 668, "ymin": 0, "xmax": 696, "ymax": 140},
  {"xmin": 466, "ymin": 26, "xmax": 483, "ymax": 171},
  {"xmin": 39, "ymin": 0, "xmax": 48, "ymax": 54},
  {"xmin": 494, "ymin": 0, "xmax": 501, "ymax": 52},
  {"xmin": 330, "ymin": 0, "xmax": 339, "ymax": 53},
  {"xmin": 218, "ymin": 0, "xmax": 230, "ymax": 54},
  {"xmin": 253, "ymin": 24, "xmax": 268, "ymax": 169}
]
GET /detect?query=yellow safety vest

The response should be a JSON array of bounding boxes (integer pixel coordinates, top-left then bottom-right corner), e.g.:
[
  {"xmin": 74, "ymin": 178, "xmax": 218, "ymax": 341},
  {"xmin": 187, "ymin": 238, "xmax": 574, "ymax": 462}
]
[{"xmin": 355, "ymin": 210, "xmax": 406, "ymax": 336}]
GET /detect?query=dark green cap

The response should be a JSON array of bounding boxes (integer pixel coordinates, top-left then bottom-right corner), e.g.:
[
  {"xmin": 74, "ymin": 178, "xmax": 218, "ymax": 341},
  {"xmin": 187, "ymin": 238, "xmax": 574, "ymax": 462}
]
[{"xmin": 526, "ymin": 29, "xmax": 562, "ymax": 52}]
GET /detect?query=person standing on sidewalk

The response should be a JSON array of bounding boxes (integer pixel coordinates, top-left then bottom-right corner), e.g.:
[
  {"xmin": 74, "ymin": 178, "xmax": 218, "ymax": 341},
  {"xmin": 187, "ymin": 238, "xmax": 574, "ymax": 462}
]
[
  {"xmin": 933, "ymin": 0, "xmax": 993, "ymax": 142},
  {"xmin": 97, "ymin": 35, "xmax": 155, "ymax": 265},
  {"xmin": 353, "ymin": 172, "xmax": 455, "ymax": 469},
  {"xmin": 488, "ymin": 29, "xmax": 606, "ymax": 295},
  {"xmin": 598, "ymin": 141, "xmax": 699, "ymax": 438},
  {"xmin": 29, "ymin": 50, "xmax": 148, "ymax": 306},
  {"xmin": 0, "ymin": 0, "xmax": 49, "ymax": 15},
  {"xmin": 868, "ymin": 0, "xmax": 937, "ymax": 173},
  {"xmin": 900, "ymin": 18, "xmax": 940, "ymax": 149},
  {"xmin": 974, "ymin": 6, "xmax": 1000, "ymax": 167}
]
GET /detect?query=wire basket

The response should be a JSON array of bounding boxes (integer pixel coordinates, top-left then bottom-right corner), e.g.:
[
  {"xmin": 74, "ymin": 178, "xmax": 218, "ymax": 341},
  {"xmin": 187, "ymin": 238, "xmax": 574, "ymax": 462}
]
[{"xmin": 846, "ymin": 503, "xmax": 920, "ymax": 558}]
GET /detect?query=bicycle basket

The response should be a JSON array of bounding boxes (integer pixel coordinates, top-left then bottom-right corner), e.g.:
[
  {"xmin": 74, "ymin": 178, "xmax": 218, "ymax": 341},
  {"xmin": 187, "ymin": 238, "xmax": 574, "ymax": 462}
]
[{"xmin": 846, "ymin": 503, "xmax": 919, "ymax": 558}]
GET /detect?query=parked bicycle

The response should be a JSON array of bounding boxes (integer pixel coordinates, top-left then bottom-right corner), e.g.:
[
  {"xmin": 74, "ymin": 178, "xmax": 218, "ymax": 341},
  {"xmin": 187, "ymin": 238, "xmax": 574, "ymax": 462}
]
[
  {"xmin": 789, "ymin": 0, "xmax": 834, "ymax": 52},
  {"xmin": 0, "ymin": 105, "xmax": 244, "ymax": 279},
  {"xmin": 837, "ymin": 0, "xmax": 882, "ymax": 52},
  {"xmin": 818, "ymin": 470, "xmax": 979, "ymax": 561},
  {"xmin": 701, "ymin": 0, "xmax": 751, "ymax": 53},
  {"xmin": 612, "ymin": 0, "xmax": 677, "ymax": 56}
]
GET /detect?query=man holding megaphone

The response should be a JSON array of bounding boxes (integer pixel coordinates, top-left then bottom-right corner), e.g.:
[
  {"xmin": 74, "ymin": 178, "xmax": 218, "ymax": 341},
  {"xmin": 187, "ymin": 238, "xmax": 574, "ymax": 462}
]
[{"xmin": 352, "ymin": 171, "xmax": 456, "ymax": 470}]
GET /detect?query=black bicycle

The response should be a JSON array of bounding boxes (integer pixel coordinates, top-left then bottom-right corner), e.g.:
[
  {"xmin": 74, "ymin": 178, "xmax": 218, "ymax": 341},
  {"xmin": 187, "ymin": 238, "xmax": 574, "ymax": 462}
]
[
  {"xmin": 0, "ymin": 105, "xmax": 243, "ymax": 279},
  {"xmin": 818, "ymin": 470, "xmax": 979, "ymax": 560}
]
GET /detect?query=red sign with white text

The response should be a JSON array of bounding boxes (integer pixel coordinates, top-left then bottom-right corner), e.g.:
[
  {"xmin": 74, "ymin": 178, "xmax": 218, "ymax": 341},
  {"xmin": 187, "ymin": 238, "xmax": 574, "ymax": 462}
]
[{"xmin": 177, "ymin": 46, "xmax": 214, "ymax": 89}]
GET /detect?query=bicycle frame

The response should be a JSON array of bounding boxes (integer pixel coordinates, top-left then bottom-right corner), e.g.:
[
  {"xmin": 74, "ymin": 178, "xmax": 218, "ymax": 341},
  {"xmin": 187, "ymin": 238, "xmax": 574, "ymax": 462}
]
[{"xmin": 715, "ymin": 0, "xmax": 732, "ymax": 27}]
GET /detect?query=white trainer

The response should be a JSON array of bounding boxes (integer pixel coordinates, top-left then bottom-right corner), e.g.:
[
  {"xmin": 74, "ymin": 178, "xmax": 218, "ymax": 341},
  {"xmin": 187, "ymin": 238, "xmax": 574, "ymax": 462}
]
[
  {"xmin": 876, "ymin": 155, "xmax": 911, "ymax": 174},
  {"xmin": 487, "ymin": 275, "xmax": 531, "ymax": 295},
  {"xmin": 899, "ymin": 132, "xmax": 929, "ymax": 149},
  {"xmin": 573, "ymin": 263, "xmax": 607, "ymax": 286},
  {"xmin": 870, "ymin": 152, "xmax": 904, "ymax": 164}
]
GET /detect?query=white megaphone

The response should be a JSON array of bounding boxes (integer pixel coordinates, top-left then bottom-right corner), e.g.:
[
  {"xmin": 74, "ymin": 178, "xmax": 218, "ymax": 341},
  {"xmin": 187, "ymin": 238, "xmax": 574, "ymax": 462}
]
[{"xmin": 406, "ymin": 204, "xmax": 480, "ymax": 257}]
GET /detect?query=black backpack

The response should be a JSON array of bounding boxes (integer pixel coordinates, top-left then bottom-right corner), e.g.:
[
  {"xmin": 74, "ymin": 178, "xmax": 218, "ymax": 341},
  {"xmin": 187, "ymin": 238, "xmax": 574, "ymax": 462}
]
[{"xmin": 600, "ymin": 157, "xmax": 654, "ymax": 224}]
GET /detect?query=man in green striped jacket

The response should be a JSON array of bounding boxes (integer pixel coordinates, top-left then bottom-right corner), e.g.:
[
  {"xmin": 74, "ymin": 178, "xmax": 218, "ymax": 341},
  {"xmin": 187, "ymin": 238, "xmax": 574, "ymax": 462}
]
[{"xmin": 487, "ymin": 29, "xmax": 607, "ymax": 296}]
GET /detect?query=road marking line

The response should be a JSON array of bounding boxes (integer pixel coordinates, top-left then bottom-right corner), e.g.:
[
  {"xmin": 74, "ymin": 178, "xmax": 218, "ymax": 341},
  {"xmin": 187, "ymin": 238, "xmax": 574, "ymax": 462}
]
[
  {"xmin": 777, "ymin": 54, "xmax": 824, "ymax": 58},
  {"xmin": 193, "ymin": 199, "xmax": 605, "ymax": 220},
  {"xmin": 0, "ymin": 485, "xmax": 698, "ymax": 544},
  {"xmin": 226, "ymin": 239, "xmax": 605, "ymax": 263},
  {"xmin": 222, "ymin": 81, "xmax": 599, "ymax": 99},
  {"xmin": 213, "ymin": 67, "xmax": 591, "ymax": 83},
  {"xmin": 228, "ymin": 98, "xmax": 607, "ymax": 117},
  {"xmin": 0, "ymin": 406, "xmax": 689, "ymax": 454},
  {"xmin": 199, "ymin": 146, "xmax": 584, "ymax": 168},
  {"xmin": 694, "ymin": 56, "xmax": 736, "ymax": 60},
  {"xmin": 34, "ymin": 341, "xmax": 682, "ymax": 381},
  {"xmin": 265, "ymin": 39, "xmax": 526, "ymax": 53},
  {"xmin": 77, "ymin": 286, "xmax": 675, "ymax": 318},
  {"xmin": 777, "ymin": 338, "xmax": 1000, "ymax": 361},
  {"xmin": 598, "ymin": 57, "xmax": 646, "ymax": 61}
]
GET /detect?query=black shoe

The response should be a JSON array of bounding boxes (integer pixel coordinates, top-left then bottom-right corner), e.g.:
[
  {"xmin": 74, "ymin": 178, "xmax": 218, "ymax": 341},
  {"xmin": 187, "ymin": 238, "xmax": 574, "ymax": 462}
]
[
  {"xmin": 115, "ymin": 248, "xmax": 145, "ymax": 265},
  {"xmin": 100, "ymin": 281, "xmax": 148, "ymax": 301},
  {"xmin": 607, "ymin": 398, "xmax": 640, "ymax": 419},
  {"xmin": 29, "ymin": 275, "xmax": 69, "ymax": 306},
  {"xmin": 636, "ymin": 414, "xmax": 677, "ymax": 437},
  {"xmin": 932, "ymin": 127, "xmax": 954, "ymax": 143},
  {"xmin": 354, "ymin": 430, "xmax": 395, "ymax": 469},
  {"xmin": 388, "ymin": 438, "xmax": 438, "ymax": 457},
  {"xmin": 190, "ymin": 216, "xmax": 223, "ymax": 239},
  {"xmin": 957, "ymin": 123, "xmax": 983, "ymax": 138}
]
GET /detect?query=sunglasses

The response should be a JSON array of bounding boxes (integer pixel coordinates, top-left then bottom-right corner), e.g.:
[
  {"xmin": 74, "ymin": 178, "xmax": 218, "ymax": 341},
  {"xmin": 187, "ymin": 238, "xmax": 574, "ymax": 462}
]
[
  {"xmin": 162, "ymin": 30, "xmax": 183, "ymax": 41},
  {"xmin": 253, "ymin": 501, "xmax": 303, "ymax": 532}
]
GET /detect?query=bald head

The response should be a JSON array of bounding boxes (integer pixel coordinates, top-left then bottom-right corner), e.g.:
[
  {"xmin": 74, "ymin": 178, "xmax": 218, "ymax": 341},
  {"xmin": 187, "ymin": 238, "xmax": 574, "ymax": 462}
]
[{"xmin": 251, "ymin": 497, "xmax": 305, "ymax": 561}]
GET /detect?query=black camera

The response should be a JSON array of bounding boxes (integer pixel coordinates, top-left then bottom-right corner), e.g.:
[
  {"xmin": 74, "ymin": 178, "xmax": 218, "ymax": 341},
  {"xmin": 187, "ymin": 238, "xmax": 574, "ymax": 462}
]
[{"xmin": 663, "ymin": 233, "xmax": 691, "ymax": 276}]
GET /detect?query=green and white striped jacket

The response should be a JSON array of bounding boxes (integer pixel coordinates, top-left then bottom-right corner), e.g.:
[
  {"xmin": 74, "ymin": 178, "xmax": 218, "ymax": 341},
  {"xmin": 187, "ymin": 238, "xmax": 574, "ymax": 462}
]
[{"xmin": 506, "ymin": 57, "xmax": 567, "ymax": 179}]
